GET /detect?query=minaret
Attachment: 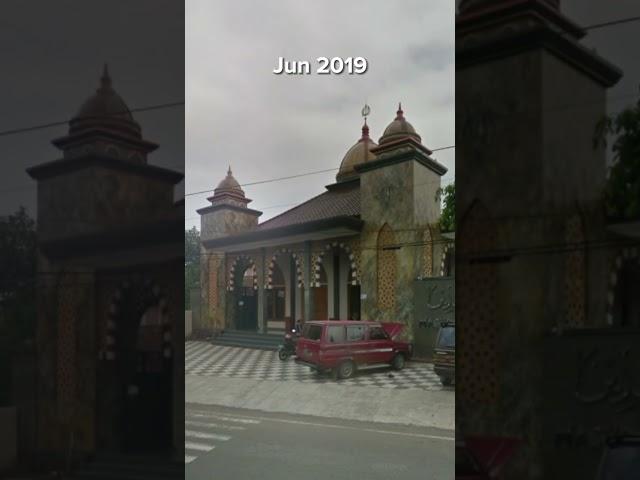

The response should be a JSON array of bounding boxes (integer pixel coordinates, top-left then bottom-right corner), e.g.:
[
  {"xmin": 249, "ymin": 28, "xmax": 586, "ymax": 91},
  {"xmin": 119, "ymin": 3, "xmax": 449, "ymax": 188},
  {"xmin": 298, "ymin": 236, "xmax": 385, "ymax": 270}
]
[
  {"xmin": 197, "ymin": 166, "xmax": 261, "ymax": 242},
  {"xmin": 26, "ymin": 66, "xmax": 182, "ymax": 242},
  {"xmin": 52, "ymin": 64, "xmax": 158, "ymax": 164},
  {"xmin": 456, "ymin": 2, "xmax": 621, "ymax": 478},
  {"xmin": 197, "ymin": 168, "xmax": 261, "ymax": 332},
  {"xmin": 356, "ymin": 104, "xmax": 447, "ymax": 324}
]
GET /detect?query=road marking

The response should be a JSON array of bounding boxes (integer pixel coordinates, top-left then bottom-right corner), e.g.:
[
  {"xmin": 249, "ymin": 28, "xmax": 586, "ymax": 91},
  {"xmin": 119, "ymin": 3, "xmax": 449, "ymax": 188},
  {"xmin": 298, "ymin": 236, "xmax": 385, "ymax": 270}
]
[
  {"xmin": 185, "ymin": 419, "xmax": 245, "ymax": 431},
  {"xmin": 195, "ymin": 411, "xmax": 454, "ymax": 442},
  {"xmin": 186, "ymin": 430, "xmax": 232, "ymax": 441},
  {"xmin": 185, "ymin": 455, "xmax": 197, "ymax": 464},
  {"xmin": 185, "ymin": 441, "xmax": 215, "ymax": 451},
  {"xmin": 187, "ymin": 411, "xmax": 261, "ymax": 424}
]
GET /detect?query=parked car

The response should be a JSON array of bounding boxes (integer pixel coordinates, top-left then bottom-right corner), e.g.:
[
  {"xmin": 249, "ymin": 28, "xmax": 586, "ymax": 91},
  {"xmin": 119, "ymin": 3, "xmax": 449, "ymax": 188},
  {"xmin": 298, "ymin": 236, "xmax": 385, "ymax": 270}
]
[
  {"xmin": 456, "ymin": 436, "xmax": 520, "ymax": 479},
  {"xmin": 456, "ymin": 441, "xmax": 487, "ymax": 479},
  {"xmin": 433, "ymin": 321, "xmax": 455, "ymax": 386},
  {"xmin": 596, "ymin": 436, "xmax": 640, "ymax": 479},
  {"xmin": 295, "ymin": 320, "xmax": 413, "ymax": 379}
]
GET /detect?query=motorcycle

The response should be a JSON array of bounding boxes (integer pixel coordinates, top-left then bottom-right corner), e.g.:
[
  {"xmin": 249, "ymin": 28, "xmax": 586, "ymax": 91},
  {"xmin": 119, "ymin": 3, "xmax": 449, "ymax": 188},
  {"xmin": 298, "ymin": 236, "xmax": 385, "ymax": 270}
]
[{"xmin": 278, "ymin": 328, "xmax": 299, "ymax": 361}]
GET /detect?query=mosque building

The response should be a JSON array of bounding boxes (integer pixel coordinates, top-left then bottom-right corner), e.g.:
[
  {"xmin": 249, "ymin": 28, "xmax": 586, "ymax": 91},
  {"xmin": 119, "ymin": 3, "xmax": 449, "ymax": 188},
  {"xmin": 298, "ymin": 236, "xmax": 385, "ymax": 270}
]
[{"xmin": 197, "ymin": 104, "xmax": 454, "ymax": 346}]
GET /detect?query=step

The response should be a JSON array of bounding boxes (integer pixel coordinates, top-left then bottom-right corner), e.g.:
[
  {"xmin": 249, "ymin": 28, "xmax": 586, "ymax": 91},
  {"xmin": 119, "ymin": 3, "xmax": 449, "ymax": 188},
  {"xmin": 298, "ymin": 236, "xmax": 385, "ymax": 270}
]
[{"xmin": 210, "ymin": 329, "xmax": 286, "ymax": 350}]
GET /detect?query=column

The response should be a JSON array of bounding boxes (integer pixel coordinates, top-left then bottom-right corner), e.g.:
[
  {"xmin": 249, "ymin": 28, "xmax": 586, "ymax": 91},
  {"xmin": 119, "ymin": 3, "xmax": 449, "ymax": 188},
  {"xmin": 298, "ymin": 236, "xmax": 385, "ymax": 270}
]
[
  {"xmin": 303, "ymin": 241, "xmax": 312, "ymax": 322},
  {"xmin": 257, "ymin": 248, "xmax": 266, "ymax": 333}
]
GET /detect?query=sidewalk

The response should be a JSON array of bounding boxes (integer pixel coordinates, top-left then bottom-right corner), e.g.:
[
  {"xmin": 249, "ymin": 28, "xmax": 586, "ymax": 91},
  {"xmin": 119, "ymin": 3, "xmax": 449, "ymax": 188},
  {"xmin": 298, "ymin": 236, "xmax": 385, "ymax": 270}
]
[{"xmin": 186, "ymin": 375, "xmax": 454, "ymax": 431}]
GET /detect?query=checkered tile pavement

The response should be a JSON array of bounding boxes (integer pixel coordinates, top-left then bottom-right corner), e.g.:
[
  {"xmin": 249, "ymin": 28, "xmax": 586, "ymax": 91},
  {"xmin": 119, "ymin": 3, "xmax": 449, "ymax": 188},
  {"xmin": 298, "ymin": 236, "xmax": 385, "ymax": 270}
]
[{"xmin": 185, "ymin": 341, "xmax": 444, "ymax": 391}]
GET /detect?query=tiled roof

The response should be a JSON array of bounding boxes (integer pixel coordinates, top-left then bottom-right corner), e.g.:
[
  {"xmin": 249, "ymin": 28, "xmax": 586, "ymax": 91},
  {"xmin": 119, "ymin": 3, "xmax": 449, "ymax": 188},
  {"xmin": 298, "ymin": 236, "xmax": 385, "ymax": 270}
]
[{"xmin": 257, "ymin": 183, "xmax": 360, "ymax": 231}]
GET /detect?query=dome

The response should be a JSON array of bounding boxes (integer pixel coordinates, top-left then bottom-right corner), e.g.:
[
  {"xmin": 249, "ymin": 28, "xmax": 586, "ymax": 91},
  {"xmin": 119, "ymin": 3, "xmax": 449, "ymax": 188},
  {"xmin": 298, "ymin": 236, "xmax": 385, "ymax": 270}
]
[
  {"xmin": 336, "ymin": 121, "xmax": 378, "ymax": 182},
  {"xmin": 215, "ymin": 167, "xmax": 245, "ymax": 196},
  {"xmin": 378, "ymin": 103, "xmax": 421, "ymax": 145},
  {"xmin": 68, "ymin": 64, "xmax": 142, "ymax": 138}
]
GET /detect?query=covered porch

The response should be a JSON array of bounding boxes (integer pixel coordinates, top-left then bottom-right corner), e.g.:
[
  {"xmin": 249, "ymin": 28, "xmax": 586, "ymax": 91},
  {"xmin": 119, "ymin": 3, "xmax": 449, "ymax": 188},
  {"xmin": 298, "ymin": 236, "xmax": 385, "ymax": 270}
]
[{"xmin": 204, "ymin": 216, "xmax": 363, "ymax": 334}]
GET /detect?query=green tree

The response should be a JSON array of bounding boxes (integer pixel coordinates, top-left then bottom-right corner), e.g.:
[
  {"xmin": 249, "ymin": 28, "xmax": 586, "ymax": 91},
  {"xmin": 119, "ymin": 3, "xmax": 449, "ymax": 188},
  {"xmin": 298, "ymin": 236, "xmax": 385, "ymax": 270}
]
[
  {"xmin": 438, "ymin": 183, "xmax": 455, "ymax": 233},
  {"xmin": 185, "ymin": 227, "xmax": 201, "ymax": 310},
  {"xmin": 0, "ymin": 207, "xmax": 37, "ymax": 405},
  {"xmin": 596, "ymin": 93, "xmax": 640, "ymax": 220}
]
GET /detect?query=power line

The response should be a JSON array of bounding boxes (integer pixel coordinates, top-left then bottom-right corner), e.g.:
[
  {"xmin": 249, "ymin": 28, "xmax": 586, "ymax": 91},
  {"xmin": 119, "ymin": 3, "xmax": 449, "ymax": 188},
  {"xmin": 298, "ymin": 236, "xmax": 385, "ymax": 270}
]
[
  {"xmin": 184, "ymin": 177, "xmax": 456, "ymax": 223},
  {"xmin": 185, "ymin": 162, "xmax": 456, "ymax": 198},
  {"xmin": 583, "ymin": 15, "xmax": 640, "ymax": 32},
  {"xmin": 0, "ymin": 101, "xmax": 184, "ymax": 138},
  {"xmin": 184, "ymin": 167, "xmax": 343, "ymax": 197}
]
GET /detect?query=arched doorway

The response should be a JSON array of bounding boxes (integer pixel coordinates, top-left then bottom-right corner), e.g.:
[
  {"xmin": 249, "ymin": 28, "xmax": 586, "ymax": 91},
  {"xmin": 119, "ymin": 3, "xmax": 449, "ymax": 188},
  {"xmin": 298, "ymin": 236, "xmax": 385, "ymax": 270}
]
[
  {"xmin": 100, "ymin": 279, "xmax": 173, "ymax": 454},
  {"xmin": 315, "ymin": 244, "xmax": 361, "ymax": 320},
  {"xmin": 233, "ymin": 263, "xmax": 258, "ymax": 331}
]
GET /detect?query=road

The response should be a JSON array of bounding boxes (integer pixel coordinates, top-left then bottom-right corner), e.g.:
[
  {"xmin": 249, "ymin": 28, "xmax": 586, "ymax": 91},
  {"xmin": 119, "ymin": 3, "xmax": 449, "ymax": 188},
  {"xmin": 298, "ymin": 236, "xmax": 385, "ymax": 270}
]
[{"xmin": 185, "ymin": 403, "xmax": 454, "ymax": 480}]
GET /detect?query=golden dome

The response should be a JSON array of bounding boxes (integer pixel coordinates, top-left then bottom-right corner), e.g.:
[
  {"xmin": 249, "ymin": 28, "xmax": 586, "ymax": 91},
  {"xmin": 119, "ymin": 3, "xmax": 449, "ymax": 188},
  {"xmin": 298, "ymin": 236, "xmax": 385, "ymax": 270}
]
[
  {"xmin": 215, "ymin": 166, "xmax": 245, "ymax": 196},
  {"xmin": 336, "ymin": 121, "xmax": 378, "ymax": 182},
  {"xmin": 378, "ymin": 103, "xmax": 421, "ymax": 145}
]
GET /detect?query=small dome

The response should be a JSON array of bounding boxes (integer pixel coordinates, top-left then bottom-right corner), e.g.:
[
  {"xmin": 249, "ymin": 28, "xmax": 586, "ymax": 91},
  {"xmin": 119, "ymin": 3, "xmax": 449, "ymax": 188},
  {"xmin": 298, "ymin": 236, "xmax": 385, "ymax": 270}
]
[
  {"xmin": 336, "ymin": 121, "xmax": 378, "ymax": 182},
  {"xmin": 215, "ymin": 167, "xmax": 245, "ymax": 196},
  {"xmin": 378, "ymin": 103, "xmax": 421, "ymax": 145},
  {"xmin": 68, "ymin": 65, "xmax": 141, "ymax": 138}
]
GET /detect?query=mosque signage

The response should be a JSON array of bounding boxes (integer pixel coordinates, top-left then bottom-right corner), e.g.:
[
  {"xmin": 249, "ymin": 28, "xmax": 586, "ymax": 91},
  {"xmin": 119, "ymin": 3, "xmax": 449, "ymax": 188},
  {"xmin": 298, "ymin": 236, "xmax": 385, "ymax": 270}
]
[
  {"xmin": 415, "ymin": 277, "xmax": 454, "ymax": 328},
  {"xmin": 542, "ymin": 330, "xmax": 640, "ymax": 476},
  {"xmin": 413, "ymin": 277, "xmax": 454, "ymax": 357}
]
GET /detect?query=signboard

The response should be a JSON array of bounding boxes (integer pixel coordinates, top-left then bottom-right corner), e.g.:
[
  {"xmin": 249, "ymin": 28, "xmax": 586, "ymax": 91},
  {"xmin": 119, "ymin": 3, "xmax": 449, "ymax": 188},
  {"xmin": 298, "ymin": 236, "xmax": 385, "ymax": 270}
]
[
  {"xmin": 413, "ymin": 277, "xmax": 454, "ymax": 358},
  {"xmin": 543, "ymin": 330, "xmax": 640, "ymax": 478}
]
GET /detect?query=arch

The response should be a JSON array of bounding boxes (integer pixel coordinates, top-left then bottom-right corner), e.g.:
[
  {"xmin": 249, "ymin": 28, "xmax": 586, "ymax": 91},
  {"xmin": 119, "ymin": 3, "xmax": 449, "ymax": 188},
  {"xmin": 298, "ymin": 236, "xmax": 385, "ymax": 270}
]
[
  {"xmin": 228, "ymin": 254, "xmax": 258, "ymax": 292},
  {"xmin": 377, "ymin": 224, "xmax": 397, "ymax": 310},
  {"xmin": 103, "ymin": 278, "xmax": 172, "ymax": 361},
  {"xmin": 231, "ymin": 259, "xmax": 259, "ymax": 331},
  {"xmin": 311, "ymin": 262, "xmax": 329, "ymax": 320},
  {"xmin": 266, "ymin": 262, "xmax": 286, "ymax": 322},
  {"xmin": 606, "ymin": 247, "xmax": 640, "ymax": 326},
  {"xmin": 313, "ymin": 241, "xmax": 359, "ymax": 287},
  {"xmin": 266, "ymin": 247, "xmax": 303, "ymax": 289},
  {"xmin": 440, "ymin": 242, "xmax": 455, "ymax": 277}
]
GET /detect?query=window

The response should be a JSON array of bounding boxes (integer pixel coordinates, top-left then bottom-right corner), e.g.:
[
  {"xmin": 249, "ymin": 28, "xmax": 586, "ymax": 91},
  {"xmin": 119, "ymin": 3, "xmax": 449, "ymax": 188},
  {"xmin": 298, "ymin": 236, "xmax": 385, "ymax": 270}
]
[
  {"xmin": 303, "ymin": 324, "xmax": 322, "ymax": 341},
  {"xmin": 369, "ymin": 327, "xmax": 388, "ymax": 340},
  {"xmin": 437, "ymin": 326, "xmax": 455, "ymax": 348},
  {"xmin": 346, "ymin": 326, "xmax": 365, "ymax": 342},
  {"xmin": 327, "ymin": 326, "xmax": 346, "ymax": 343}
]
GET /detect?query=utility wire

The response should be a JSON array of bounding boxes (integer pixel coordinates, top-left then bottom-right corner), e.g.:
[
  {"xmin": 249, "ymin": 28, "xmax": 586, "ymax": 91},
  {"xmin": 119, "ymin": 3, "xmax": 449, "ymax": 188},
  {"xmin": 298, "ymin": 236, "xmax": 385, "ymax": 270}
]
[
  {"xmin": 583, "ymin": 15, "xmax": 640, "ymax": 32},
  {"xmin": 0, "ymin": 101, "xmax": 184, "ymax": 138},
  {"xmin": 185, "ymin": 168, "xmax": 456, "ymax": 199}
]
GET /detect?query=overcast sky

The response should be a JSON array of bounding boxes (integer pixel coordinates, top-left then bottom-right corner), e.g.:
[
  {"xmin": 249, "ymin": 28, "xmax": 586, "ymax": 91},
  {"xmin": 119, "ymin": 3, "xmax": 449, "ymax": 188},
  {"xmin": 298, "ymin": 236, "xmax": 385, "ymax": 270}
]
[
  {"xmin": 186, "ymin": 0, "xmax": 640, "ymax": 231},
  {"xmin": 185, "ymin": 0, "xmax": 456, "ymax": 230},
  {"xmin": 2, "ymin": 2, "xmax": 638, "ymax": 227},
  {"xmin": 0, "ymin": 1, "xmax": 184, "ymax": 218}
]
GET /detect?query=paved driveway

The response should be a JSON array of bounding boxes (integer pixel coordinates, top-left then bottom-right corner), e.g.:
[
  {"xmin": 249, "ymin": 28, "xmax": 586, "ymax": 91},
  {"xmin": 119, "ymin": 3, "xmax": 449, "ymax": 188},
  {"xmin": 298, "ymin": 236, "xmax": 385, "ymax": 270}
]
[{"xmin": 186, "ymin": 341, "xmax": 446, "ymax": 391}]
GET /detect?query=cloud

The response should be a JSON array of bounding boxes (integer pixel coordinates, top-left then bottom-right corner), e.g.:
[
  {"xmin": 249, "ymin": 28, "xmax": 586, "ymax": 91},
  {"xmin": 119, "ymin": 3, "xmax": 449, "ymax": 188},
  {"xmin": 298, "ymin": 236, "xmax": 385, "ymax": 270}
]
[{"xmin": 185, "ymin": 0, "xmax": 455, "ymax": 230}]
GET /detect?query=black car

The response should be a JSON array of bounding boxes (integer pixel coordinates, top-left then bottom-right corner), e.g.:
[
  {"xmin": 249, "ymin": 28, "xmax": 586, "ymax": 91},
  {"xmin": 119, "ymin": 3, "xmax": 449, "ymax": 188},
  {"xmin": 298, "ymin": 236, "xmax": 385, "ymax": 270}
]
[
  {"xmin": 433, "ymin": 322, "xmax": 455, "ymax": 386},
  {"xmin": 596, "ymin": 436, "xmax": 640, "ymax": 479}
]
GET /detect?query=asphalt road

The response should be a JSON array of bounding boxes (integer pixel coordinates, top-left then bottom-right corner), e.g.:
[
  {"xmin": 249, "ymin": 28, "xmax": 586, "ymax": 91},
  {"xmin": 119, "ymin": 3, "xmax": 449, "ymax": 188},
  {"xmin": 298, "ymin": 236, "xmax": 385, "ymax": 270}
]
[{"xmin": 185, "ymin": 403, "xmax": 454, "ymax": 480}]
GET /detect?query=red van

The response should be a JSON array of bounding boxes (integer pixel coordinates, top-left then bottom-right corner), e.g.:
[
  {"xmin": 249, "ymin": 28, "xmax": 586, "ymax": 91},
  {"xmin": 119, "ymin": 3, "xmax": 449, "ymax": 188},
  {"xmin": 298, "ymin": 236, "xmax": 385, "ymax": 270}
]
[{"xmin": 295, "ymin": 320, "xmax": 413, "ymax": 379}]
